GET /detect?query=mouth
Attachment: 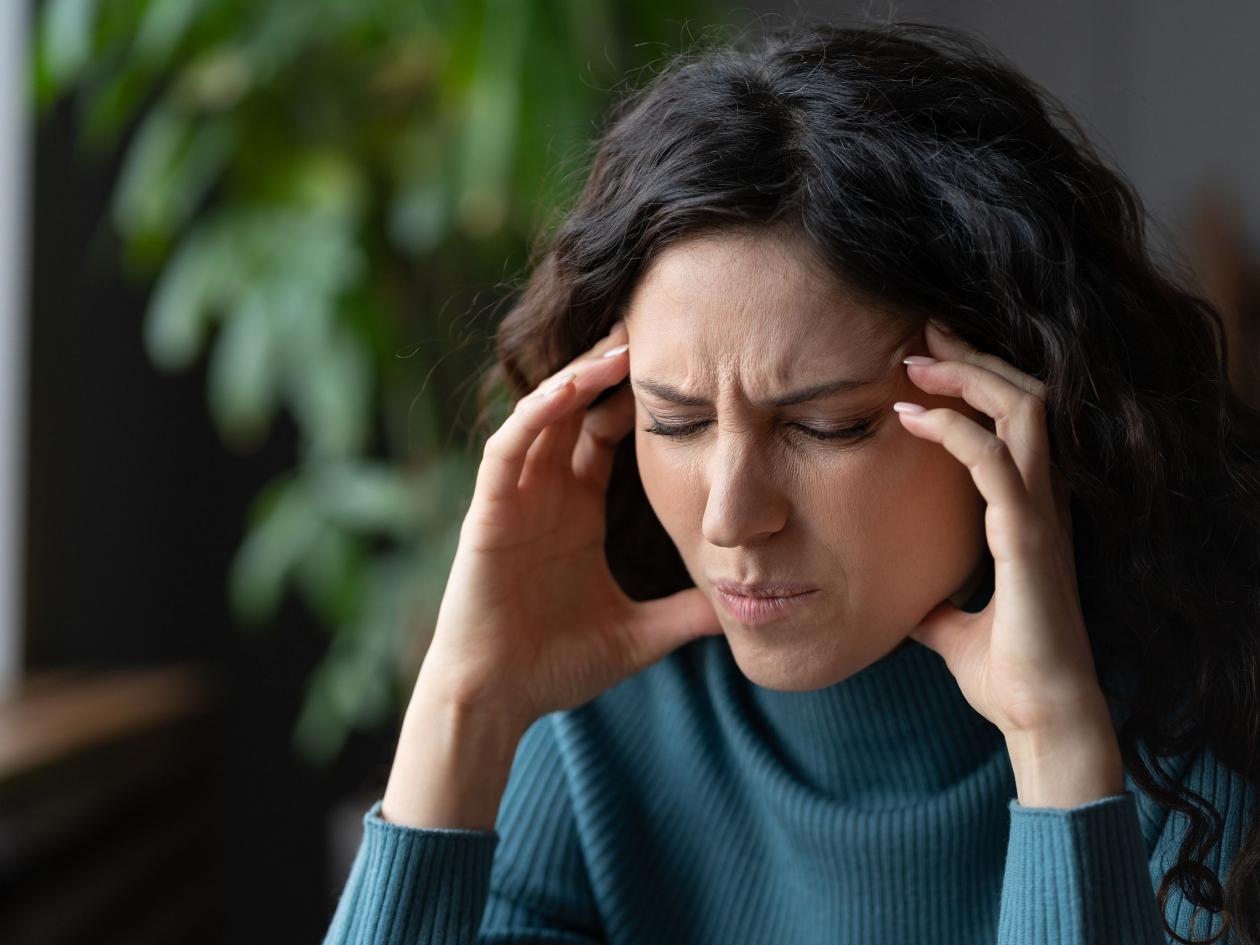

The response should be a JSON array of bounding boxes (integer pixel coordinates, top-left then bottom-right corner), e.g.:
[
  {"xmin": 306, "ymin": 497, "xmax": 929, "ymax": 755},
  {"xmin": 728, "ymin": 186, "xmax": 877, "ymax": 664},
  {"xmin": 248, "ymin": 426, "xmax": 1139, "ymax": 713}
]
[
  {"xmin": 713, "ymin": 587, "xmax": 818, "ymax": 627},
  {"xmin": 711, "ymin": 579, "xmax": 817, "ymax": 598}
]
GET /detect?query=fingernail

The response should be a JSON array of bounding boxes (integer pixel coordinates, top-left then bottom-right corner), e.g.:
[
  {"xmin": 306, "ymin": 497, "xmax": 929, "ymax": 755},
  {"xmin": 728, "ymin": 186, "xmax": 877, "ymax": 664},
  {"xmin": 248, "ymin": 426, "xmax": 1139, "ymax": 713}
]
[
  {"xmin": 543, "ymin": 371, "xmax": 576, "ymax": 395},
  {"xmin": 602, "ymin": 343, "xmax": 629, "ymax": 358},
  {"xmin": 902, "ymin": 355, "xmax": 937, "ymax": 365},
  {"xmin": 893, "ymin": 401, "xmax": 926, "ymax": 414}
]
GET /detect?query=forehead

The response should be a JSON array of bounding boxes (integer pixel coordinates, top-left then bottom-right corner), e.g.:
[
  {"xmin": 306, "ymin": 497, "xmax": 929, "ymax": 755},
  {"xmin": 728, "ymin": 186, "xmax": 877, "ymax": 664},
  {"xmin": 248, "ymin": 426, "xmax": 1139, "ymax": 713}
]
[{"xmin": 623, "ymin": 230, "xmax": 910, "ymax": 377}]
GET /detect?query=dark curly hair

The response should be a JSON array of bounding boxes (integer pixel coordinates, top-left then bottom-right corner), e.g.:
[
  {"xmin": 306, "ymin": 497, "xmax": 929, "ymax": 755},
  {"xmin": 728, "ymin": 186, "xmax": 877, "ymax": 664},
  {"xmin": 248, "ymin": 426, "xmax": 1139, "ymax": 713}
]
[{"xmin": 472, "ymin": 18, "xmax": 1260, "ymax": 943}]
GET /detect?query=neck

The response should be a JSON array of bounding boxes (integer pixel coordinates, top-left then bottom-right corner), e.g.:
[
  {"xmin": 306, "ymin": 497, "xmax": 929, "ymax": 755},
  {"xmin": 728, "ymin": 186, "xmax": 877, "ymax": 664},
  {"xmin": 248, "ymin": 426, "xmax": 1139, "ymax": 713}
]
[{"xmin": 726, "ymin": 558, "xmax": 1001, "ymax": 802}]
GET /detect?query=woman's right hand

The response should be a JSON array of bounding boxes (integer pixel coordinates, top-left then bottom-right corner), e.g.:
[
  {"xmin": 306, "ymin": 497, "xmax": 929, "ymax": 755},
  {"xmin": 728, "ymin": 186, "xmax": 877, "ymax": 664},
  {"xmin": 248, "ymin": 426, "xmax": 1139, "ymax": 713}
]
[{"xmin": 415, "ymin": 319, "xmax": 724, "ymax": 729}]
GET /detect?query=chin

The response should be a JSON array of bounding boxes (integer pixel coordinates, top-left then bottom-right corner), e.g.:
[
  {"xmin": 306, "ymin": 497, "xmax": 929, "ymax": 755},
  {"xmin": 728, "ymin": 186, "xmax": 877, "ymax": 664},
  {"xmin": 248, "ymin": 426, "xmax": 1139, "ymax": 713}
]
[
  {"xmin": 722, "ymin": 632, "xmax": 864, "ymax": 692},
  {"xmin": 721, "ymin": 615, "xmax": 915, "ymax": 691}
]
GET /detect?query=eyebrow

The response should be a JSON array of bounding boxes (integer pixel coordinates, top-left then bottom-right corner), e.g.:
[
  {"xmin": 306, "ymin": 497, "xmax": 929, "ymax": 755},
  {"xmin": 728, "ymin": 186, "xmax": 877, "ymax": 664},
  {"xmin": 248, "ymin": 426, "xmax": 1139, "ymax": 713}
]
[{"xmin": 630, "ymin": 374, "xmax": 882, "ymax": 408}]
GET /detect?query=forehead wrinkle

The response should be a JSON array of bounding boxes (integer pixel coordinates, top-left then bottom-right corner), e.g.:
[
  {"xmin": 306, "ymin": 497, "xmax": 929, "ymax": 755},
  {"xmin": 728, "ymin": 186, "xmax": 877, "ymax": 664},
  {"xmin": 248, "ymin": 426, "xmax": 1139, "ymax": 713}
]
[
  {"xmin": 746, "ymin": 316, "xmax": 916, "ymax": 401},
  {"xmin": 630, "ymin": 325, "xmax": 917, "ymax": 408},
  {"xmin": 625, "ymin": 232, "xmax": 918, "ymax": 406}
]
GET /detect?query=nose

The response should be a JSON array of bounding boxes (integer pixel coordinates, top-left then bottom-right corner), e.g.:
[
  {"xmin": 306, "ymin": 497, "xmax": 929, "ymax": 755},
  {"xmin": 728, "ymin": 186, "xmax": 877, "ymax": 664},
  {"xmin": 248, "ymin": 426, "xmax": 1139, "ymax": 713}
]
[{"xmin": 700, "ymin": 432, "xmax": 791, "ymax": 547}]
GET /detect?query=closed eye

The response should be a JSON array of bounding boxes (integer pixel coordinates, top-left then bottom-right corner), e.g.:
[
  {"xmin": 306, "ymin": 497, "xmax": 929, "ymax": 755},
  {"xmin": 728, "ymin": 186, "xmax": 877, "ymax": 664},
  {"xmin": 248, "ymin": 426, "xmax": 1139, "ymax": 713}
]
[{"xmin": 642, "ymin": 418, "xmax": 875, "ymax": 441}]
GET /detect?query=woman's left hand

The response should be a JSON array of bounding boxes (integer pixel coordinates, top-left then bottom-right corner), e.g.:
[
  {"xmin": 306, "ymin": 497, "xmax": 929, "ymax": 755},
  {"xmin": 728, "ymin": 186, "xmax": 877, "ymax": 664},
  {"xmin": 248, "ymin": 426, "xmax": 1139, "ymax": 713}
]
[{"xmin": 893, "ymin": 320, "xmax": 1111, "ymax": 744}]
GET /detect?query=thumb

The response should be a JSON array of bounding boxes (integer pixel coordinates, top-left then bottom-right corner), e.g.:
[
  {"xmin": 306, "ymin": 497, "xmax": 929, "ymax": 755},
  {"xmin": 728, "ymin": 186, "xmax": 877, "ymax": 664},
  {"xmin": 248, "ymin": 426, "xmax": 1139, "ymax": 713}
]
[
  {"xmin": 628, "ymin": 587, "xmax": 724, "ymax": 667},
  {"xmin": 906, "ymin": 598, "xmax": 971, "ymax": 665}
]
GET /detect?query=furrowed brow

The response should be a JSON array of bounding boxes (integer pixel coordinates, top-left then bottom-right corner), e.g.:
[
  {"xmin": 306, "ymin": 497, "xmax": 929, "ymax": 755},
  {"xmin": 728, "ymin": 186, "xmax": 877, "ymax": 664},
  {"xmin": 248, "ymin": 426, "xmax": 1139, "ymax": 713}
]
[
  {"xmin": 631, "ymin": 375, "xmax": 880, "ymax": 408},
  {"xmin": 630, "ymin": 322, "xmax": 919, "ymax": 408}
]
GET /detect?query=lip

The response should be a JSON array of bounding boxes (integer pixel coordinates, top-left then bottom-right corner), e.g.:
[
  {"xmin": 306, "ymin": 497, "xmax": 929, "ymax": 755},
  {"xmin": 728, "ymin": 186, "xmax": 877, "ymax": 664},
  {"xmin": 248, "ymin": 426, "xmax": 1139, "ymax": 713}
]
[
  {"xmin": 711, "ymin": 579, "xmax": 818, "ymax": 598},
  {"xmin": 712, "ymin": 580, "xmax": 819, "ymax": 627}
]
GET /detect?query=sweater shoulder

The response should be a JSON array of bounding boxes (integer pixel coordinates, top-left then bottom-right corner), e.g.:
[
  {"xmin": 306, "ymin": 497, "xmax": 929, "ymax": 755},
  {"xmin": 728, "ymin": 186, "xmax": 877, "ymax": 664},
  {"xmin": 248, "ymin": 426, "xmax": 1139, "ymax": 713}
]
[
  {"xmin": 1135, "ymin": 740, "xmax": 1258, "ymax": 853},
  {"xmin": 1126, "ymin": 735, "xmax": 1257, "ymax": 858}
]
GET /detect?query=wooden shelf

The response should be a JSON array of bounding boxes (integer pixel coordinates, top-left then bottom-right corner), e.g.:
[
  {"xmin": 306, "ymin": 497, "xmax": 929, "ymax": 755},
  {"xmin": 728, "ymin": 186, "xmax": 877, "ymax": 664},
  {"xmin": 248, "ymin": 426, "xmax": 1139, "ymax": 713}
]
[
  {"xmin": 0, "ymin": 664, "xmax": 221, "ymax": 944},
  {"xmin": 0, "ymin": 664, "xmax": 216, "ymax": 784}
]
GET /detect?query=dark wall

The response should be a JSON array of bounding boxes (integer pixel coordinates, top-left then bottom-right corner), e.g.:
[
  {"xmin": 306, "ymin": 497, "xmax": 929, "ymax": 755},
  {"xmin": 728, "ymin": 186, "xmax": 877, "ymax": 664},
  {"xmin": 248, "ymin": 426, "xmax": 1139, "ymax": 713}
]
[
  {"xmin": 739, "ymin": 0, "xmax": 1260, "ymax": 257},
  {"xmin": 26, "ymin": 91, "xmax": 395, "ymax": 943}
]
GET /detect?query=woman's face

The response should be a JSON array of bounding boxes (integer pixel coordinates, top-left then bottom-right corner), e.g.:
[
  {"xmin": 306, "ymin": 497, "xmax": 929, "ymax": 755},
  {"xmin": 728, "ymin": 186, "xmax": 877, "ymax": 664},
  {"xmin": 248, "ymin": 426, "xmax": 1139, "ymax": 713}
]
[{"xmin": 624, "ymin": 230, "xmax": 988, "ymax": 690}]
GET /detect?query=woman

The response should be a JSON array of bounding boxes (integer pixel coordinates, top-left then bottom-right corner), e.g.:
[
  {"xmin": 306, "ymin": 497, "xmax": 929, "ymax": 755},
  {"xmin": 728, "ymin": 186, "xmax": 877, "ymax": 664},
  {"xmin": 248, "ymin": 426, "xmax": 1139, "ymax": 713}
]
[{"xmin": 323, "ymin": 19, "xmax": 1260, "ymax": 945}]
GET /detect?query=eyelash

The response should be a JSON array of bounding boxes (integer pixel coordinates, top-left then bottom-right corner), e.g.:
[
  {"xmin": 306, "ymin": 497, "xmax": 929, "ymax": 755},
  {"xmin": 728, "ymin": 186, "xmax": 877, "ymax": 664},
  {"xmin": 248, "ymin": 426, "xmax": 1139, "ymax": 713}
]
[{"xmin": 642, "ymin": 418, "xmax": 875, "ymax": 442}]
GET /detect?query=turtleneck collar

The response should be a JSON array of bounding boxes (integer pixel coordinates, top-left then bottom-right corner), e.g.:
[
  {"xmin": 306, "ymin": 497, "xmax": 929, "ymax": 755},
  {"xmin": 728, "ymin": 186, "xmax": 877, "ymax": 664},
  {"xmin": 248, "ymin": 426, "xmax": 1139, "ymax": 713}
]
[{"xmin": 734, "ymin": 559, "xmax": 1006, "ymax": 804}]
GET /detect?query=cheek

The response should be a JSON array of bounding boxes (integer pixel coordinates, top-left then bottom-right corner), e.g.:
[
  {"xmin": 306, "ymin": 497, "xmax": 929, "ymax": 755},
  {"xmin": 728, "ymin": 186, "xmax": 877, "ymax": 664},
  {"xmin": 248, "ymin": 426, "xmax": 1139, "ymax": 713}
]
[
  {"xmin": 861, "ymin": 422, "xmax": 985, "ymax": 587},
  {"xmin": 804, "ymin": 418, "xmax": 983, "ymax": 593},
  {"xmin": 634, "ymin": 431, "xmax": 695, "ymax": 540}
]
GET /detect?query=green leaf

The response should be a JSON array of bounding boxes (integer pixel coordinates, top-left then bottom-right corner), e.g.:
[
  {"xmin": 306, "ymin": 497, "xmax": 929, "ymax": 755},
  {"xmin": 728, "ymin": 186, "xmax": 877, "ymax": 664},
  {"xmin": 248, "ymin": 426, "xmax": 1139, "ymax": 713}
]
[
  {"xmin": 171, "ymin": 45, "xmax": 254, "ymax": 111},
  {"xmin": 409, "ymin": 450, "xmax": 477, "ymax": 529},
  {"xmin": 81, "ymin": 67, "xmax": 159, "ymax": 148},
  {"xmin": 291, "ymin": 663, "xmax": 348, "ymax": 766},
  {"xmin": 282, "ymin": 150, "xmax": 368, "ymax": 223},
  {"xmin": 307, "ymin": 461, "xmax": 423, "ymax": 536},
  {"xmin": 453, "ymin": 0, "xmax": 529, "ymax": 238},
  {"xmin": 286, "ymin": 319, "xmax": 374, "ymax": 460},
  {"xmin": 291, "ymin": 552, "xmax": 411, "ymax": 764},
  {"xmin": 133, "ymin": 0, "xmax": 206, "ymax": 66},
  {"xmin": 389, "ymin": 179, "xmax": 449, "ymax": 256},
  {"xmin": 294, "ymin": 526, "xmax": 366, "ymax": 627},
  {"xmin": 206, "ymin": 291, "xmax": 278, "ymax": 447},
  {"xmin": 144, "ymin": 231, "xmax": 216, "ymax": 370},
  {"xmin": 42, "ymin": 0, "xmax": 720, "ymax": 771},
  {"xmin": 40, "ymin": 0, "xmax": 97, "ymax": 93},
  {"xmin": 228, "ymin": 478, "xmax": 322, "ymax": 624},
  {"xmin": 111, "ymin": 106, "xmax": 235, "ymax": 244}
]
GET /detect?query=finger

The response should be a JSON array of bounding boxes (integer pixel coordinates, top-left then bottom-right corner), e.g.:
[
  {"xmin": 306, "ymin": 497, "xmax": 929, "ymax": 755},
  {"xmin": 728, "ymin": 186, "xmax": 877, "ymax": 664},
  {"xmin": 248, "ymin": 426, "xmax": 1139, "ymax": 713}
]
[
  {"xmin": 515, "ymin": 320, "xmax": 628, "ymax": 412},
  {"xmin": 922, "ymin": 320, "xmax": 1073, "ymax": 540},
  {"xmin": 571, "ymin": 382, "xmax": 635, "ymax": 491},
  {"xmin": 519, "ymin": 336, "xmax": 630, "ymax": 485},
  {"xmin": 902, "ymin": 357, "xmax": 1053, "ymax": 509},
  {"xmin": 473, "ymin": 369, "xmax": 581, "ymax": 515},
  {"xmin": 893, "ymin": 403, "xmax": 1041, "ymax": 560},
  {"xmin": 531, "ymin": 366, "xmax": 633, "ymax": 493},
  {"xmin": 925, "ymin": 320, "xmax": 1047, "ymax": 399},
  {"xmin": 1051, "ymin": 467, "xmax": 1074, "ymax": 548},
  {"xmin": 519, "ymin": 408, "xmax": 585, "ymax": 493},
  {"xmin": 471, "ymin": 322, "xmax": 629, "ymax": 527}
]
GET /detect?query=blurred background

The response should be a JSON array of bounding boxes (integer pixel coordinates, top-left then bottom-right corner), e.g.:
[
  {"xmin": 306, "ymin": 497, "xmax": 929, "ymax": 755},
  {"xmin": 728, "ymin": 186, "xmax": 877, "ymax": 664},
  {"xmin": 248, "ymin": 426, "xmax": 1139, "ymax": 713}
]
[{"xmin": 1, "ymin": 0, "xmax": 1256, "ymax": 942}]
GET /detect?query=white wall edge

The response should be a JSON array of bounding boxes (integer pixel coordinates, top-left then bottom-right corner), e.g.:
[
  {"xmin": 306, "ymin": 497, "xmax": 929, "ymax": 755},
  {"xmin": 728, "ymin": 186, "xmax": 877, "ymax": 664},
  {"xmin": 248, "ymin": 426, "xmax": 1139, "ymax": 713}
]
[{"xmin": 0, "ymin": 0, "xmax": 31, "ymax": 697}]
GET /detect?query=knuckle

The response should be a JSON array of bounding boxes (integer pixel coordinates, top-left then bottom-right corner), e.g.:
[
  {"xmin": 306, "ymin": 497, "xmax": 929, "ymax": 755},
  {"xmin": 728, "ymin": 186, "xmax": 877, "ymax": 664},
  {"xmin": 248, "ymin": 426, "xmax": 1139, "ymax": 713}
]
[
  {"xmin": 482, "ymin": 423, "xmax": 519, "ymax": 461},
  {"xmin": 483, "ymin": 426, "xmax": 507, "ymax": 455},
  {"xmin": 1020, "ymin": 393, "xmax": 1046, "ymax": 425},
  {"xmin": 982, "ymin": 433, "xmax": 1009, "ymax": 458}
]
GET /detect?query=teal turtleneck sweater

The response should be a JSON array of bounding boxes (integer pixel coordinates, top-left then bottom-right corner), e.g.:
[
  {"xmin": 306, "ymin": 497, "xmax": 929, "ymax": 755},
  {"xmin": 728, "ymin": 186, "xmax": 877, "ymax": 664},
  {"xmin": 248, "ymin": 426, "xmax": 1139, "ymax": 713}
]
[{"xmin": 322, "ymin": 576, "xmax": 1255, "ymax": 944}]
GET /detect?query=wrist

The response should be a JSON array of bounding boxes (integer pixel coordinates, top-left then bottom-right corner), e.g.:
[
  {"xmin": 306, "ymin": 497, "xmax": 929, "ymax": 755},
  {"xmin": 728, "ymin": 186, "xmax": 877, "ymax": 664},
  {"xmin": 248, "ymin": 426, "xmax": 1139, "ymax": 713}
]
[
  {"xmin": 1006, "ymin": 714, "xmax": 1126, "ymax": 809},
  {"xmin": 381, "ymin": 684, "xmax": 531, "ymax": 830}
]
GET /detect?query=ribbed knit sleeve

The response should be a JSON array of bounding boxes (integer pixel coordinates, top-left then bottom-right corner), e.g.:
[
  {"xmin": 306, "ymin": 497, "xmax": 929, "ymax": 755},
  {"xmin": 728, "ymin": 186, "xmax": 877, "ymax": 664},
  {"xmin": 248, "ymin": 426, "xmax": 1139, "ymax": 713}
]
[
  {"xmin": 997, "ymin": 745, "xmax": 1257, "ymax": 945},
  {"xmin": 997, "ymin": 791, "xmax": 1165, "ymax": 943},
  {"xmin": 320, "ymin": 803, "xmax": 500, "ymax": 944},
  {"xmin": 321, "ymin": 714, "xmax": 604, "ymax": 945}
]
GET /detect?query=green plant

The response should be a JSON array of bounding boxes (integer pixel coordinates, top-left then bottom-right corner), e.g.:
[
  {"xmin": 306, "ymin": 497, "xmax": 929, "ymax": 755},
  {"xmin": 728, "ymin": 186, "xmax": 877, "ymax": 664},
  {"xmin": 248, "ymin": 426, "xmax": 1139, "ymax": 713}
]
[{"xmin": 34, "ymin": 0, "xmax": 719, "ymax": 764}]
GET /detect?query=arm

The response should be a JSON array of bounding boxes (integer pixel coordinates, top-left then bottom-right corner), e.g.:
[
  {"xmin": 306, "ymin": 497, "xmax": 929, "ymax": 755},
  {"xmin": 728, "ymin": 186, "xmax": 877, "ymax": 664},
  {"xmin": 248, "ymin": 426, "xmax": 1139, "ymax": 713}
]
[
  {"xmin": 321, "ymin": 705, "xmax": 604, "ymax": 945},
  {"xmin": 998, "ymin": 791, "xmax": 1166, "ymax": 943},
  {"xmin": 996, "ymin": 720, "xmax": 1256, "ymax": 944},
  {"xmin": 321, "ymin": 801, "xmax": 500, "ymax": 944}
]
